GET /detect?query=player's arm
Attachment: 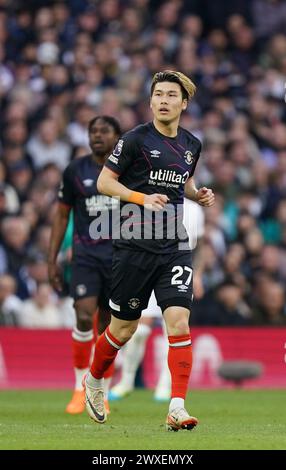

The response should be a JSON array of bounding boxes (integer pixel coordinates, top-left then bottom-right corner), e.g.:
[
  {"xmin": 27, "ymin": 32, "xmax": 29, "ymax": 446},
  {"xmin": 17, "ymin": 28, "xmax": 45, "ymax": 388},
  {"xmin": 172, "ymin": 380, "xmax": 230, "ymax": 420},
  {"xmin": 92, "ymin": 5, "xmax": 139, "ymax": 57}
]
[
  {"xmin": 48, "ymin": 203, "xmax": 71, "ymax": 292},
  {"xmin": 98, "ymin": 133, "xmax": 169, "ymax": 212},
  {"xmin": 98, "ymin": 167, "xmax": 168, "ymax": 211},
  {"xmin": 184, "ymin": 177, "xmax": 215, "ymax": 207},
  {"xmin": 48, "ymin": 165, "xmax": 74, "ymax": 292},
  {"xmin": 184, "ymin": 177, "xmax": 199, "ymax": 201},
  {"xmin": 97, "ymin": 166, "xmax": 139, "ymax": 203}
]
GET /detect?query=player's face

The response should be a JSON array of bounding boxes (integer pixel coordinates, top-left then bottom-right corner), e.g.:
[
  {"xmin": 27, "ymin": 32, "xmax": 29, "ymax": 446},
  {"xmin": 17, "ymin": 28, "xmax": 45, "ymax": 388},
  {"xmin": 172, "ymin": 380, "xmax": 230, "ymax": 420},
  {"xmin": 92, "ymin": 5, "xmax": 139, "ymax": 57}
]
[
  {"xmin": 89, "ymin": 119, "xmax": 118, "ymax": 157},
  {"xmin": 150, "ymin": 82, "xmax": 188, "ymax": 124}
]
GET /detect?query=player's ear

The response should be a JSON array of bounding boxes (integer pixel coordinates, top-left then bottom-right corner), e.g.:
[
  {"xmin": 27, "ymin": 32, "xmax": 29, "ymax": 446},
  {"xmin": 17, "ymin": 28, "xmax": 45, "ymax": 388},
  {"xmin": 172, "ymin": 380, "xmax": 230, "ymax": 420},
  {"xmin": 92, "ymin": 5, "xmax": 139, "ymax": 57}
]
[{"xmin": 182, "ymin": 99, "xmax": 188, "ymax": 110}]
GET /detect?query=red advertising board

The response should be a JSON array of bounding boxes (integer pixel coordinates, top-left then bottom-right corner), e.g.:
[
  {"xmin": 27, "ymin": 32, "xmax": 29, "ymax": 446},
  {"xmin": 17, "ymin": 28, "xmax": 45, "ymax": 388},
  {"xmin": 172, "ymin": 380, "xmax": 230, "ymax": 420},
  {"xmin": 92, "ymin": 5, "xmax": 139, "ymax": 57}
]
[
  {"xmin": 143, "ymin": 327, "xmax": 286, "ymax": 389},
  {"xmin": 0, "ymin": 329, "xmax": 73, "ymax": 389},
  {"xmin": 0, "ymin": 328, "xmax": 285, "ymax": 389}
]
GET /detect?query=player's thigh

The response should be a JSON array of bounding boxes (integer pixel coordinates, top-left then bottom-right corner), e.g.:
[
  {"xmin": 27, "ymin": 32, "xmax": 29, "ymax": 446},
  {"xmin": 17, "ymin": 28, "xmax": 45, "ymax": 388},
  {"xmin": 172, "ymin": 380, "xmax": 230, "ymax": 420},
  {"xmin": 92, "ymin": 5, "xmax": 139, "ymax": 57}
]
[
  {"xmin": 154, "ymin": 251, "xmax": 194, "ymax": 313},
  {"xmin": 163, "ymin": 306, "xmax": 191, "ymax": 336},
  {"xmin": 110, "ymin": 248, "xmax": 156, "ymax": 321},
  {"xmin": 70, "ymin": 264, "xmax": 102, "ymax": 309},
  {"xmin": 98, "ymin": 263, "xmax": 112, "ymax": 314},
  {"xmin": 74, "ymin": 296, "xmax": 98, "ymax": 315},
  {"xmin": 109, "ymin": 314, "xmax": 140, "ymax": 340}
]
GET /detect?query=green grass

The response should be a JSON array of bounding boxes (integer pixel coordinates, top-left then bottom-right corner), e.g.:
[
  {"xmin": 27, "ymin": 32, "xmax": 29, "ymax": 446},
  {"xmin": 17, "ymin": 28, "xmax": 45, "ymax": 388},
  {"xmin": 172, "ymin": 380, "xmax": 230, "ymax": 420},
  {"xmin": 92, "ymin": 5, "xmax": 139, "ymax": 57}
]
[{"xmin": 0, "ymin": 389, "xmax": 285, "ymax": 450}]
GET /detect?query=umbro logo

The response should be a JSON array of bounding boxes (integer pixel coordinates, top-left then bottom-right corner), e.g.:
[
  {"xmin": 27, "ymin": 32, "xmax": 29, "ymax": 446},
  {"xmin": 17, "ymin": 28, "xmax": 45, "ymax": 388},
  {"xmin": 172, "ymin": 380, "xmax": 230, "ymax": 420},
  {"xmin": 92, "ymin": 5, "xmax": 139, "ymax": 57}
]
[
  {"xmin": 150, "ymin": 150, "xmax": 161, "ymax": 158},
  {"xmin": 178, "ymin": 285, "xmax": 188, "ymax": 292},
  {"xmin": 83, "ymin": 179, "xmax": 94, "ymax": 187}
]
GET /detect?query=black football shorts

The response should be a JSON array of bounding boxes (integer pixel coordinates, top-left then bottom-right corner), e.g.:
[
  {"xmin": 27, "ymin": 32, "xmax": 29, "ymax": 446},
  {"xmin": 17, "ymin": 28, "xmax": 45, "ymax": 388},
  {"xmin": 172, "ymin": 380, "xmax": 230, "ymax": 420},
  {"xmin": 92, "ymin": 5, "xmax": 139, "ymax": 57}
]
[
  {"xmin": 109, "ymin": 248, "xmax": 193, "ymax": 320},
  {"xmin": 70, "ymin": 261, "xmax": 111, "ymax": 310}
]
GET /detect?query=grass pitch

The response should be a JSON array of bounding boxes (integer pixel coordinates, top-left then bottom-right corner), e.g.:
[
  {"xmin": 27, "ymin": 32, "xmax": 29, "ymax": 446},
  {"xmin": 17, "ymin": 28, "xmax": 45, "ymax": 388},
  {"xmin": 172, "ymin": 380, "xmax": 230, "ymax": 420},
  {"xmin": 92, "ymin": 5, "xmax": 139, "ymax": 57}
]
[{"xmin": 0, "ymin": 389, "xmax": 285, "ymax": 450}]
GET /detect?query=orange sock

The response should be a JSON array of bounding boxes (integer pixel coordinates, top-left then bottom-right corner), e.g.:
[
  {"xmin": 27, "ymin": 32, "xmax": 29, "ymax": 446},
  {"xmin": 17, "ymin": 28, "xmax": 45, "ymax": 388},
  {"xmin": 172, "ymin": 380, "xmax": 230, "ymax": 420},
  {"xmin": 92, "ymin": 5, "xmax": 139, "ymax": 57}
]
[
  {"xmin": 71, "ymin": 327, "xmax": 94, "ymax": 369},
  {"xmin": 90, "ymin": 327, "xmax": 124, "ymax": 379},
  {"xmin": 168, "ymin": 334, "xmax": 192, "ymax": 399}
]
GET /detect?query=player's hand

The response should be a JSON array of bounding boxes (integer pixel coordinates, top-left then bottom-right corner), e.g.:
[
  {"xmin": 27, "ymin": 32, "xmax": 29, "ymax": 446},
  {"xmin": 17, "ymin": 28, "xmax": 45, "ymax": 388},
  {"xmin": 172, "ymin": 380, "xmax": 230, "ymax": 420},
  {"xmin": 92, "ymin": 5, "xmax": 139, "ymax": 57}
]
[
  {"xmin": 196, "ymin": 187, "xmax": 215, "ymax": 207},
  {"xmin": 144, "ymin": 193, "xmax": 169, "ymax": 211},
  {"xmin": 48, "ymin": 262, "xmax": 63, "ymax": 293}
]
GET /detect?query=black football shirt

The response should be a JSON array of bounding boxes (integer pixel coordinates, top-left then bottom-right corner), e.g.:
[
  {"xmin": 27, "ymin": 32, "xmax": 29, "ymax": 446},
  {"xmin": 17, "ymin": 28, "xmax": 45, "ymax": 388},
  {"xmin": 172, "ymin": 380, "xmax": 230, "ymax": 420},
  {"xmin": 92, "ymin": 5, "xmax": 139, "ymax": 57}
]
[
  {"xmin": 105, "ymin": 122, "xmax": 201, "ymax": 254},
  {"xmin": 58, "ymin": 155, "xmax": 118, "ymax": 266}
]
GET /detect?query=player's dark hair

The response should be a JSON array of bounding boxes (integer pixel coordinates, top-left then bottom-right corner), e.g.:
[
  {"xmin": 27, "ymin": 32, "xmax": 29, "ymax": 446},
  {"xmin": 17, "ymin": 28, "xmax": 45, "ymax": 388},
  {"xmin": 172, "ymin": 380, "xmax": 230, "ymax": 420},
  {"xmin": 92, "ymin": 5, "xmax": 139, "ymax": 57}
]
[
  {"xmin": 88, "ymin": 116, "xmax": 121, "ymax": 136},
  {"xmin": 151, "ymin": 70, "xmax": 196, "ymax": 101}
]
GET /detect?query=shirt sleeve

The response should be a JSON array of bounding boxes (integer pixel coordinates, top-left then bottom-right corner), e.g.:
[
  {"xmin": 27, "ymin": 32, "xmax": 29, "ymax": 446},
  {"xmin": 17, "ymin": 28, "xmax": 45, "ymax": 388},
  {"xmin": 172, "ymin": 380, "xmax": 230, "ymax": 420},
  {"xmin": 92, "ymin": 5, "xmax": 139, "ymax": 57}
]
[
  {"xmin": 189, "ymin": 140, "xmax": 202, "ymax": 177},
  {"xmin": 58, "ymin": 164, "xmax": 75, "ymax": 207},
  {"xmin": 105, "ymin": 131, "xmax": 138, "ymax": 176}
]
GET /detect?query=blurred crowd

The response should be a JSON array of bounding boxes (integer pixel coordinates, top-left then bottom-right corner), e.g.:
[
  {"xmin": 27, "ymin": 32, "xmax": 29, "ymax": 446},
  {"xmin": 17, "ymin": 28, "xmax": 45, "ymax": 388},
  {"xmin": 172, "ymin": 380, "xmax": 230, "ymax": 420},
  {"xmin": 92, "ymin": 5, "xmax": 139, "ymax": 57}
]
[{"xmin": 0, "ymin": 0, "xmax": 286, "ymax": 328}]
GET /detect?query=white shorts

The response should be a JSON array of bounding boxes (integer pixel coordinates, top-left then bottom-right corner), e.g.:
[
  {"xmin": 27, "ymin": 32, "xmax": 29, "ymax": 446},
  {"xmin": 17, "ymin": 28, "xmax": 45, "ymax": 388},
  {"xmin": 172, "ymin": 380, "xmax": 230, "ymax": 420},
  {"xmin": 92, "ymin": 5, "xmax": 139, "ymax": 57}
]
[{"xmin": 141, "ymin": 291, "xmax": 162, "ymax": 318}]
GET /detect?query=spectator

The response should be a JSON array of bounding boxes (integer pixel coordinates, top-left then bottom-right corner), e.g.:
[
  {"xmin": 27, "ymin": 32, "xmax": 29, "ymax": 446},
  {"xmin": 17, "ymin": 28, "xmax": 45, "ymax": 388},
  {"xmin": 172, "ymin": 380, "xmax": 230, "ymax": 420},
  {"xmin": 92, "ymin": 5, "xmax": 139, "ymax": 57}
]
[
  {"xmin": 0, "ymin": 161, "xmax": 20, "ymax": 213},
  {"xmin": 66, "ymin": 103, "xmax": 94, "ymax": 148},
  {"xmin": 7, "ymin": 160, "xmax": 33, "ymax": 203},
  {"xmin": 252, "ymin": 0, "xmax": 286, "ymax": 41},
  {"xmin": 193, "ymin": 281, "xmax": 252, "ymax": 326},
  {"xmin": 19, "ymin": 250, "xmax": 49, "ymax": 300},
  {"xmin": 0, "ymin": 274, "xmax": 22, "ymax": 326},
  {"xmin": 0, "ymin": 217, "xmax": 31, "ymax": 278},
  {"xmin": 213, "ymin": 281, "xmax": 252, "ymax": 325},
  {"xmin": 258, "ymin": 245, "xmax": 285, "ymax": 283},
  {"xmin": 253, "ymin": 279, "xmax": 286, "ymax": 325},
  {"xmin": 27, "ymin": 118, "xmax": 72, "ymax": 170},
  {"xmin": 19, "ymin": 282, "xmax": 62, "ymax": 328}
]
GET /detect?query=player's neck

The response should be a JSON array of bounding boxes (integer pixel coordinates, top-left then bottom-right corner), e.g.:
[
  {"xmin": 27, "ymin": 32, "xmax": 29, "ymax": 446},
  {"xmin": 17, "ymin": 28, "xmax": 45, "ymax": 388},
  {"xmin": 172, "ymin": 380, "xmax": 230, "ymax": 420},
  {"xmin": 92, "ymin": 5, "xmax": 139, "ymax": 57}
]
[
  {"xmin": 91, "ymin": 153, "xmax": 107, "ymax": 166},
  {"xmin": 153, "ymin": 118, "xmax": 179, "ymax": 138}
]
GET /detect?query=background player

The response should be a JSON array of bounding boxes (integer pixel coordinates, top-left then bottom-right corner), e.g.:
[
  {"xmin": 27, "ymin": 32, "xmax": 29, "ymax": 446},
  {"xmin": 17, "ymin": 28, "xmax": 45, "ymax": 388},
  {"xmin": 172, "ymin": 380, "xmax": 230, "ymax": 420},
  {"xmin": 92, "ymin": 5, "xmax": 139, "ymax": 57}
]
[
  {"xmin": 48, "ymin": 116, "xmax": 121, "ymax": 414},
  {"xmin": 83, "ymin": 70, "xmax": 214, "ymax": 431}
]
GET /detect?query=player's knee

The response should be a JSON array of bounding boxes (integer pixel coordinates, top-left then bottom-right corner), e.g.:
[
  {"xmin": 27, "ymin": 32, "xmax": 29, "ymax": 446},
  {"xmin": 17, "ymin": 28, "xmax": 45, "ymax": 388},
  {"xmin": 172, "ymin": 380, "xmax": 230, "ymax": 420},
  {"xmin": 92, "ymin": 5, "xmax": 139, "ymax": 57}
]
[
  {"xmin": 117, "ymin": 330, "xmax": 134, "ymax": 343},
  {"xmin": 75, "ymin": 306, "xmax": 93, "ymax": 331},
  {"xmin": 117, "ymin": 324, "xmax": 138, "ymax": 343},
  {"xmin": 167, "ymin": 319, "xmax": 189, "ymax": 336}
]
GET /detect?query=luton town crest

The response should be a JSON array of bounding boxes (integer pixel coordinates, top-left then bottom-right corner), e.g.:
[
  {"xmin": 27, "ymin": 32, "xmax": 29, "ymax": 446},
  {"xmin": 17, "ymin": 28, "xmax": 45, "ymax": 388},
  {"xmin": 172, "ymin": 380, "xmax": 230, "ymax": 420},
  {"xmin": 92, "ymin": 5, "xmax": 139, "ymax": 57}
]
[
  {"xmin": 128, "ymin": 298, "xmax": 140, "ymax": 309},
  {"xmin": 184, "ymin": 150, "xmax": 194, "ymax": 165}
]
